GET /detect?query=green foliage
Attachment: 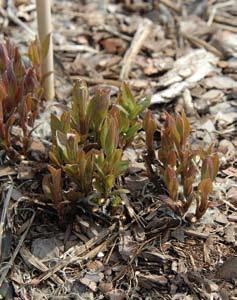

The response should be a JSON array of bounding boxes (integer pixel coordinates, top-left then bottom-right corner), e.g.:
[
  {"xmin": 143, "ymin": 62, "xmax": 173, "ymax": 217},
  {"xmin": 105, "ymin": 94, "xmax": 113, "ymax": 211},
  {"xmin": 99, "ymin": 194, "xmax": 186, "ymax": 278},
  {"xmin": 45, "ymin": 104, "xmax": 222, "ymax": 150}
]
[
  {"xmin": 144, "ymin": 110, "xmax": 219, "ymax": 221},
  {"xmin": 0, "ymin": 38, "xmax": 46, "ymax": 156},
  {"xmin": 113, "ymin": 82, "xmax": 150, "ymax": 148},
  {"xmin": 47, "ymin": 80, "xmax": 149, "ymax": 218}
]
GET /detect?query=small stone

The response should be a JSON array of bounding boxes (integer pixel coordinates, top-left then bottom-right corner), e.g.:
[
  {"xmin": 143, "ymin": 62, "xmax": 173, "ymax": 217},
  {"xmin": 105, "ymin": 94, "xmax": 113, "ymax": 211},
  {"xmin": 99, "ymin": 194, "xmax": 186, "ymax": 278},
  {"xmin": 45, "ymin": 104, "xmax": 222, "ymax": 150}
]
[{"xmin": 31, "ymin": 237, "xmax": 62, "ymax": 260}]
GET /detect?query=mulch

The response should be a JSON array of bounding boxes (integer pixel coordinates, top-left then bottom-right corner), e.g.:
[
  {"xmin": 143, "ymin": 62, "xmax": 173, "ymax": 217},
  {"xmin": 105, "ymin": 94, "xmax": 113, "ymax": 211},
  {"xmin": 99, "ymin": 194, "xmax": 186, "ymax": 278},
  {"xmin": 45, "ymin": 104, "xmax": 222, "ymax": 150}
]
[{"xmin": 0, "ymin": 0, "xmax": 237, "ymax": 299}]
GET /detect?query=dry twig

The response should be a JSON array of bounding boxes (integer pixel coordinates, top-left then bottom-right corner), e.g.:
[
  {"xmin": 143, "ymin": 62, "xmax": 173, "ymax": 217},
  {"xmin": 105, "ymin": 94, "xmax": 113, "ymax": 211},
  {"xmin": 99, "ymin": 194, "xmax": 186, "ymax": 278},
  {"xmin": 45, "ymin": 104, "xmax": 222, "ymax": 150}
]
[
  {"xmin": 20, "ymin": 246, "xmax": 64, "ymax": 286},
  {"xmin": 0, "ymin": 184, "xmax": 13, "ymax": 261},
  {"xmin": 120, "ymin": 18, "xmax": 152, "ymax": 80},
  {"xmin": 0, "ymin": 211, "xmax": 35, "ymax": 286}
]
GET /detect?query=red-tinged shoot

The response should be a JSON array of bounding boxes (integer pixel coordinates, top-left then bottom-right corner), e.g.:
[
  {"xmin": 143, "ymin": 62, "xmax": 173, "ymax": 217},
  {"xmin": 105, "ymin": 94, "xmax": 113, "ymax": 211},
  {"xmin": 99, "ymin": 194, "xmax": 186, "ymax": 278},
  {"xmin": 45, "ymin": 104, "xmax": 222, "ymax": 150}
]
[{"xmin": 144, "ymin": 110, "xmax": 219, "ymax": 221}]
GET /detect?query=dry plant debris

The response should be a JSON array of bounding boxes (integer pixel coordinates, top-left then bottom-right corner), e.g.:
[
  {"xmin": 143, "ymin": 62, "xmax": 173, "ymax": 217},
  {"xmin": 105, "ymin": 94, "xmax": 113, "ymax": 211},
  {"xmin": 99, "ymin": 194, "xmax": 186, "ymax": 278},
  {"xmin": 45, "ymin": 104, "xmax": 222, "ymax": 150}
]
[{"xmin": 0, "ymin": 0, "xmax": 237, "ymax": 299}]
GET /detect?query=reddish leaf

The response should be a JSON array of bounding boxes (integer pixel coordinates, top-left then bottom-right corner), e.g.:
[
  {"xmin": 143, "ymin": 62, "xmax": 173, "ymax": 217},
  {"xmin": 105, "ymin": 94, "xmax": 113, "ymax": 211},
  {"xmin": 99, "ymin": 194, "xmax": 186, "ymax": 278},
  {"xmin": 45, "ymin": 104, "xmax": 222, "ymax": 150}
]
[{"xmin": 143, "ymin": 110, "xmax": 157, "ymax": 159}]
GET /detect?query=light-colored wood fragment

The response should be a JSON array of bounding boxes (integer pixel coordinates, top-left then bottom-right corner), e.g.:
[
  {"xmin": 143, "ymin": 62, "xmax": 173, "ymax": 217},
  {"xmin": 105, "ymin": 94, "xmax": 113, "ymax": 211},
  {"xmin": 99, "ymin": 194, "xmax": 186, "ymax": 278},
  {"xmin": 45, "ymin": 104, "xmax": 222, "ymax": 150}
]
[
  {"xmin": 36, "ymin": 0, "xmax": 55, "ymax": 100},
  {"xmin": 120, "ymin": 18, "xmax": 152, "ymax": 80}
]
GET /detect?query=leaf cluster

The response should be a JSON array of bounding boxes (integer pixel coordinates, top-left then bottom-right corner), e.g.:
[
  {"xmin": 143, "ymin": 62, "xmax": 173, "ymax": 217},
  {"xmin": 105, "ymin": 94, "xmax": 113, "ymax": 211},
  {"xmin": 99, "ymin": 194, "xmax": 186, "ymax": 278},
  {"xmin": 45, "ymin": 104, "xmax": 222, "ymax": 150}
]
[
  {"xmin": 144, "ymin": 110, "xmax": 219, "ymax": 220},
  {"xmin": 0, "ymin": 38, "xmax": 46, "ymax": 156},
  {"xmin": 47, "ymin": 80, "xmax": 150, "ymax": 219}
]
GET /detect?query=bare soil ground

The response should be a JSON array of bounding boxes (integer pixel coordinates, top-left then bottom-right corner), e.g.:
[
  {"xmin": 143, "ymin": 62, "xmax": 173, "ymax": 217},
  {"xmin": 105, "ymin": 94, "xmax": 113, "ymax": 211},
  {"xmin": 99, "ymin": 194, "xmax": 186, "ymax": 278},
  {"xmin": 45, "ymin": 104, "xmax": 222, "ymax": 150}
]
[{"xmin": 0, "ymin": 0, "xmax": 237, "ymax": 299}]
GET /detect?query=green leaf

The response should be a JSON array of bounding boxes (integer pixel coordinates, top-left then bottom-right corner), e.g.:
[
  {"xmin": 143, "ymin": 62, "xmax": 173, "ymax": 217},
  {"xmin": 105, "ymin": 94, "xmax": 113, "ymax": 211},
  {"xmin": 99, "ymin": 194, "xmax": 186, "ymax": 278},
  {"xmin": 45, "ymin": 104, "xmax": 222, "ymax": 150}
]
[
  {"xmin": 119, "ymin": 82, "xmax": 135, "ymax": 115},
  {"xmin": 87, "ymin": 88, "xmax": 110, "ymax": 131},
  {"xmin": 28, "ymin": 39, "xmax": 41, "ymax": 65},
  {"xmin": 105, "ymin": 174, "xmax": 115, "ymax": 192},
  {"xmin": 101, "ymin": 115, "xmax": 119, "ymax": 155},
  {"xmin": 66, "ymin": 134, "xmax": 79, "ymax": 163},
  {"xmin": 100, "ymin": 117, "xmax": 109, "ymax": 152},
  {"xmin": 55, "ymin": 130, "xmax": 68, "ymax": 163},
  {"xmin": 71, "ymin": 79, "xmax": 89, "ymax": 136},
  {"xmin": 49, "ymin": 150, "xmax": 61, "ymax": 166},
  {"xmin": 181, "ymin": 110, "xmax": 190, "ymax": 142},
  {"xmin": 41, "ymin": 33, "xmax": 51, "ymax": 59},
  {"xmin": 131, "ymin": 97, "xmax": 150, "ymax": 119},
  {"xmin": 175, "ymin": 110, "xmax": 190, "ymax": 146},
  {"xmin": 51, "ymin": 112, "xmax": 71, "ymax": 141}
]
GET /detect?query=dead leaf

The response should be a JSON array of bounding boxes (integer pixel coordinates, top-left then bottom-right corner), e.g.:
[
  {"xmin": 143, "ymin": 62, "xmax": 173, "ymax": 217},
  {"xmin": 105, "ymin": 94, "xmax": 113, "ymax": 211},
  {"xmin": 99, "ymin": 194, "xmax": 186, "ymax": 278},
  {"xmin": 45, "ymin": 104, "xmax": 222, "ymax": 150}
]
[
  {"xmin": 227, "ymin": 187, "xmax": 237, "ymax": 206},
  {"xmin": 218, "ymin": 140, "xmax": 235, "ymax": 164},
  {"xmin": 204, "ymin": 76, "xmax": 237, "ymax": 90},
  {"xmin": 212, "ymin": 30, "xmax": 237, "ymax": 58},
  {"xmin": 0, "ymin": 166, "xmax": 16, "ymax": 178},
  {"xmin": 224, "ymin": 224, "xmax": 236, "ymax": 244},
  {"xmin": 151, "ymin": 49, "xmax": 218, "ymax": 104},
  {"xmin": 100, "ymin": 38, "xmax": 127, "ymax": 54},
  {"xmin": 138, "ymin": 273, "xmax": 168, "ymax": 288}
]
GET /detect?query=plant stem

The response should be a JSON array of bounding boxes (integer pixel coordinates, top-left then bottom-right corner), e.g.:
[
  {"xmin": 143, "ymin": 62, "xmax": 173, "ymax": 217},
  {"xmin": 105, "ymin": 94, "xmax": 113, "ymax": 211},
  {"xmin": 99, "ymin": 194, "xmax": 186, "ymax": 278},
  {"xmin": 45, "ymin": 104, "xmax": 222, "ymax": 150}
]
[{"xmin": 36, "ymin": 0, "xmax": 55, "ymax": 100}]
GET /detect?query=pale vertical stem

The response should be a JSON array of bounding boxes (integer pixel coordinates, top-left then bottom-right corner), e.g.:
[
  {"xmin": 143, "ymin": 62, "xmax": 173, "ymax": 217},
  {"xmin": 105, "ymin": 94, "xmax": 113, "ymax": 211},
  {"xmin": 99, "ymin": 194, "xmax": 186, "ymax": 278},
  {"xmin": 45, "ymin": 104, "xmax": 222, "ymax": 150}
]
[{"xmin": 36, "ymin": 0, "xmax": 55, "ymax": 100}]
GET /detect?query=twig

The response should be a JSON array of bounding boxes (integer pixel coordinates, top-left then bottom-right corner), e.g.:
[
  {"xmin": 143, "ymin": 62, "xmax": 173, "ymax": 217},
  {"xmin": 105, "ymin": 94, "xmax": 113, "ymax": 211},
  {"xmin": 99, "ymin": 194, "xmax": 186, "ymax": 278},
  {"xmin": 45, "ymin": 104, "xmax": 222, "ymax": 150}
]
[
  {"xmin": 0, "ymin": 184, "xmax": 13, "ymax": 260},
  {"xmin": 184, "ymin": 229, "xmax": 209, "ymax": 240},
  {"xmin": 63, "ymin": 223, "xmax": 115, "ymax": 257},
  {"xmin": 0, "ymin": 211, "xmax": 35, "ymax": 286},
  {"xmin": 184, "ymin": 34, "xmax": 223, "ymax": 58},
  {"xmin": 213, "ymin": 15, "xmax": 237, "ymax": 27},
  {"xmin": 102, "ymin": 25, "xmax": 132, "ymax": 42},
  {"xmin": 120, "ymin": 193, "xmax": 146, "ymax": 227},
  {"xmin": 222, "ymin": 198, "xmax": 237, "ymax": 211},
  {"xmin": 6, "ymin": 0, "xmax": 35, "ymax": 37},
  {"xmin": 228, "ymin": 215, "xmax": 237, "ymax": 222},
  {"xmin": 31, "ymin": 235, "xmax": 116, "ymax": 285},
  {"xmin": 20, "ymin": 246, "xmax": 64, "ymax": 286},
  {"xmin": 207, "ymin": 0, "xmax": 235, "ymax": 26},
  {"xmin": 213, "ymin": 23, "xmax": 237, "ymax": 33},
  {"xmin": 120, "ymin": 18, "xmax": 152, "ymax": 80},
  {"xmin": 29, "ymin": 224, "xmax": 116, "ymax": 284},
  {"xmin": 70, "ymin": 75, "xmax": 121, "ymax": 87},
  {"xmin": 54, "ymin": 44, "xmax": 98, "ymax": 54}
]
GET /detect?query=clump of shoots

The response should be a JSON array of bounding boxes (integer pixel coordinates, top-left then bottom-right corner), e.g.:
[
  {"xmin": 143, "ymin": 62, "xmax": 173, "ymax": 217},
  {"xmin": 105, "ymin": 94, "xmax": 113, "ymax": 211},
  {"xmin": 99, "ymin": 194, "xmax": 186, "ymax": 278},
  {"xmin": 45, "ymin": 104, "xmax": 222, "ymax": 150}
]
[
  {"xmin": 144, "ymin": 110, "xmax": 219, "ymax": 221},
  {"xmin": 0, "ymin": 37, "xmax": 49, "ymax": 157},
  {"xmin": 46, "ymin": 80, "xmax": 150, "ymax": 219}
]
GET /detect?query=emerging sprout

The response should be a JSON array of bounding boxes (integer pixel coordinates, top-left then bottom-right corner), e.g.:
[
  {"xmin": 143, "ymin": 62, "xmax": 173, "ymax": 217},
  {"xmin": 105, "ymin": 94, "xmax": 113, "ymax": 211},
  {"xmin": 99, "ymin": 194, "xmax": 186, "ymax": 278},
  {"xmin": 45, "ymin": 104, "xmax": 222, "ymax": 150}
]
[
  {"xmin": 46, "ymin": 80, "xmax": 150, "ymax": 220},
  {"xmin": 144, "ymin": 110, "xmax": 219, "ymax": 221}
]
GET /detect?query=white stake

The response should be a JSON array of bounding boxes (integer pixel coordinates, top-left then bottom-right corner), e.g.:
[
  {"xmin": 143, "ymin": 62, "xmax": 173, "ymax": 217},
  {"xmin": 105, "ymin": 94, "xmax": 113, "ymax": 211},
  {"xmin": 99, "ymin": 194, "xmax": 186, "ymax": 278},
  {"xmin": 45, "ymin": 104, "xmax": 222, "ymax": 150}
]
[{"xmin": 36, "ymin": 0, "xmax": 55, "ymax": 100}]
